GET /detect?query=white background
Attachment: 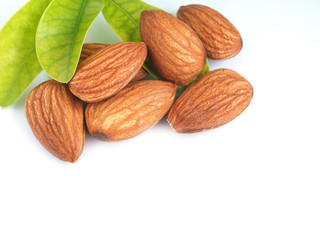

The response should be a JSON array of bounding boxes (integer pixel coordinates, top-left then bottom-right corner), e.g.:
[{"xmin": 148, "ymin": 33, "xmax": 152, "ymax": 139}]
[{"xmin": 1, "ymin": 0, "xmax": 320, "ymax": 239}]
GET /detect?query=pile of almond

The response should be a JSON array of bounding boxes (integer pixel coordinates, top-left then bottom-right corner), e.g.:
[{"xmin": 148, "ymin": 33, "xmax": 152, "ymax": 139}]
[{"xmin": 25, "ymin": 5, "xmax": 253, "ymax": 163}]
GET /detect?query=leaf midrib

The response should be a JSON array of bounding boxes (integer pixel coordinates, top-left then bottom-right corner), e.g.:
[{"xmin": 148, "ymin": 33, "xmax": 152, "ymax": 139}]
[
  {"xmin": 66, "ymin": 0, "xmax": 88, "ymax": 78},
  {"xmin": 108, "ymin": 0, "xmax": 139, "ymax": 27}
]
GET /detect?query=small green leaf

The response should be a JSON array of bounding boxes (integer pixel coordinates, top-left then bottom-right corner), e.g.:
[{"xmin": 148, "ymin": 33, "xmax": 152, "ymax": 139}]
[
  {"xmin": 102, "ymin": 0, "xmax": 162, "ymax": 79},
  {"xmin": 36, "ymin": 0, "xmax": 104, "ymax": 83},
  {"xmin": 177, "ymin": 59, "xmax": 210, "ymax": 93},
  {"xmin": 102, "ymin": 0, "xmax": 161, "ymax": 42},
  {"xmin": 0, "ymin": 0, "xmax": 52, "ymax": 108}
]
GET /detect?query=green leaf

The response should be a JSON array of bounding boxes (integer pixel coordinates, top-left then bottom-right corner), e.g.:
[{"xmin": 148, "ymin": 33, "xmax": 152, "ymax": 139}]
[
  {"xmin": 36, "ymin": 0, "xmax": 104, "ymax": 83},
  {"xmin": 102, "ymin": 0, "xmax": 162, "ymax": 79},
  {"xmin": 0, "ymin": 0, "xmax": 52, "ymax": 108},
  {"xmin": 177, "ymin": 59, "xmax": 210, "ymax": 94},
  {"xmin": 102, "ymin": 0, "xmax": 161, "ymax": 42}
]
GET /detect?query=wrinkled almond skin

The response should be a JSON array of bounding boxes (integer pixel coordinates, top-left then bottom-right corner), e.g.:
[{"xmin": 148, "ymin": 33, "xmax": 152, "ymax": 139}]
[
  {"xmin": 140, "ymin": 10, "xmax": 206, "ymax": 86},
  {"xmin": 86, "ymin": 80, "xmax": 177, "ymax": 141},
  {"xmin": 167, "ymin": 69, "xmax": 253, "ymax": 133},
  {"xmin": 79, "ymin": 43, "xmax": 149, "ymax": 81},
  {"xmin": 69, "ymin": 41, "xmax": 148, "ymax": 103},
  {"xmin": 25, "ymin": 80, "xmax": 85, "ymax": 163},
  {"xmin": 177, "ymin": 4, "xmax": 242, "ymax": 60}
]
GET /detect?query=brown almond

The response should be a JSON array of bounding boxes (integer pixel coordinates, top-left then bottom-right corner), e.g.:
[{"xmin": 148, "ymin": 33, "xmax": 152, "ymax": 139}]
[
  {"xmin": 167, "ymin": 69, "xmax": 253, "ymax": 133},
  {"xmin": 86, "ymin": 80, "xmax": 177, "ymax": 141},
  {"xmin": 140, "ymin": 10, "xmax": 206, "ymax": 86},
  {"xmin": 79, "ymin": 43, "xmax": 149, "ymax": 81},
  {"xmin": 177, "ymin": 4, "xmax": 242, "ymax": 59},
  {"xmin": 25, "ymin": 80, "xmax": 85, "ymax": 162},
  {"xmin": 69, "ymin": 41, "xmax": 147, "ymax": 103}
]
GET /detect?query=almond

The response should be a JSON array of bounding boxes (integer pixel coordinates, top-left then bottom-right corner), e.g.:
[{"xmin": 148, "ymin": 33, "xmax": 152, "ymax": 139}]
[
  {"xmin": 69, "ymin": 41, "xmax": 147, "ymax": 103},
  {"xmin": 177, "ymin": 4, "xmax": 242, "ymax": 60},
  {"xmin": 85, "ymin": 80, "xmax": 177, "ymax": 141},
  {"xmin": 167, "ymin": 69, "xmax": 253, "ymax": 133},
  {"xmin": 25, "ymin": 80, "xmax": 85, "ymax": 162},
  {"xmin": 139, "ymin": 10, "xmax": 206, "ymax": 86},
  {"xmin": 79, "ymin": 43, "xmax": 149, "ymax": 81}
]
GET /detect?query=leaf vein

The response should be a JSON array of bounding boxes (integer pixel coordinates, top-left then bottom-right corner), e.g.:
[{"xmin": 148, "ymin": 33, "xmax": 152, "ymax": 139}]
[
  {"xmin": 66, "ymin": 0, "xmax": 88, "ymax": 76},
  {"xmin": 108, "ymin": 0, "xmax": 139, "ymax": 28}
]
